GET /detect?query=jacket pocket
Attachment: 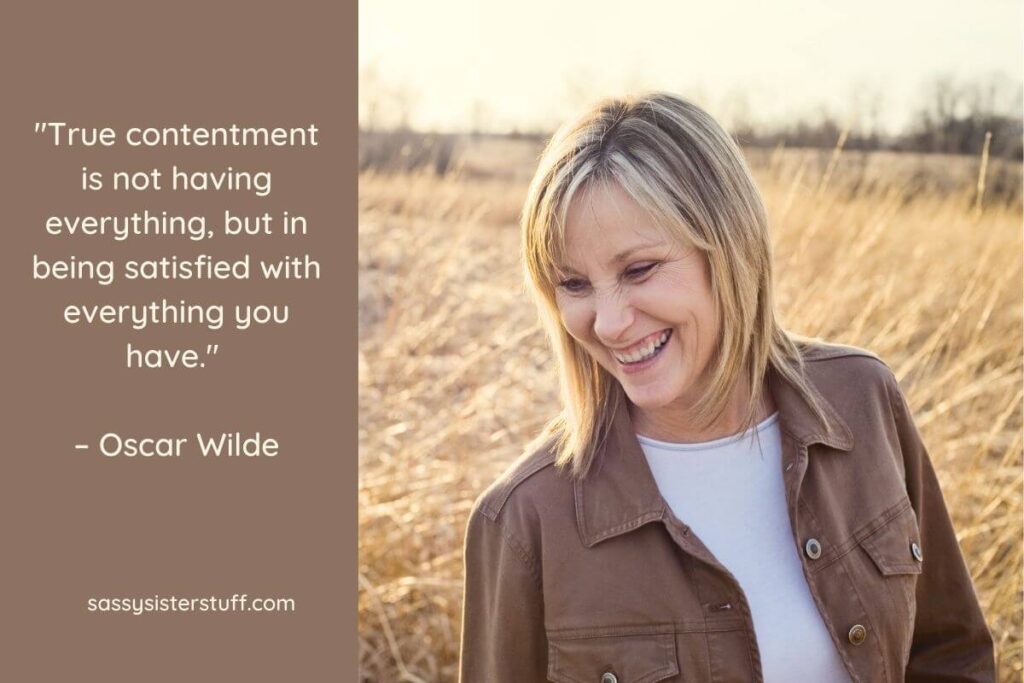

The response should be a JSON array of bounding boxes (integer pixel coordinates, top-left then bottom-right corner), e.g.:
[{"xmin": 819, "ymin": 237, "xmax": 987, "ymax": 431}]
[
  {"xmin": 546, "ymin": 625, "xmax": 679, "ymax": 683},
  {"xmin": 859, "ymin": 501, "xmax": 924, "ymax": 577}
]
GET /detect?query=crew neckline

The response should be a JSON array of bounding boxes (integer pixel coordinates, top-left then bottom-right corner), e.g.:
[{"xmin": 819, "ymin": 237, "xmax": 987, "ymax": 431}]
[{"xmin": 635, "ymin": 411, "xmax": 780, "ymax": 451}]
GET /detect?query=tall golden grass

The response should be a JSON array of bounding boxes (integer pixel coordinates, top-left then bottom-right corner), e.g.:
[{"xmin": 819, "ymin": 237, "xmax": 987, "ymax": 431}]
[{"xmin": 359, "ymin": 140, "xmax": 1022, "ymax": 682}]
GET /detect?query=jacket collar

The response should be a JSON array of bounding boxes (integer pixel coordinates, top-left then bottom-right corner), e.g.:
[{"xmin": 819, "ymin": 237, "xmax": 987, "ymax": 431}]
[{"xmin": 574, "ymin": 362, "xmax": 854, "ymax": 548}]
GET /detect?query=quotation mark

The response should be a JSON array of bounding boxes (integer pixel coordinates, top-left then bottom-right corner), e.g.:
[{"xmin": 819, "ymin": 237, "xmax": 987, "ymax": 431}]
[
  {"xmin": 199, "ymin": 345, "xmax": 219, "ymax": 369},
  {"xmin": 34, "ymin": 122, "xmax": 48, "ymax": 134}
]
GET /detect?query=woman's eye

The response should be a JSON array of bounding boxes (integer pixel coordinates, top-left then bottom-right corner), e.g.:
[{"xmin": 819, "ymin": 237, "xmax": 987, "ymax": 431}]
[
  {"xmin": 558, "ymin": 278, "xmax": 589, "ymax": 294},
  {"xmin": 625, "ymin": 263, "xmax": 658, "ymax": 280}
]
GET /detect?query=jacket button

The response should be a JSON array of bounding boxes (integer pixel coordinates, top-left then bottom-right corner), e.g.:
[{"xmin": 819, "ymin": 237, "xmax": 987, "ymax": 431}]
[
  {"xmin": 601, "ymin": 673, "xmax": 618, "ymax": 683},
  {"xmin": 911, "ymin": 541, "xmax": 923, "ymax": 562},
  {"xmin": 804, "ymin": 538, "xmax": 822, "ymax": 560},
  {"xmin": 848, "ymin": 624, "xmax": 867, "ymax": 645}
]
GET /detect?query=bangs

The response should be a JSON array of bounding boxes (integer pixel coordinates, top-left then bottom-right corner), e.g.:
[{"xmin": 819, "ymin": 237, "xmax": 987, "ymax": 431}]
[
  {"xmin": 524, "ymin": 93, "xmax": 723, "ymax": 299},
  {"xmin": 538, "ymin": 160, "xmax": 707, "ymax": 289},
  {"xmin": 524, "ymin": 156, "xmax": 600, "ymax": 291}
]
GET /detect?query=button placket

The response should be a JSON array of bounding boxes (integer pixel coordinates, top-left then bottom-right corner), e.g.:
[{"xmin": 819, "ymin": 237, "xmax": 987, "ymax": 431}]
[{"xmin": 778, "ymin": 439, "xmax": 887, "ymax": 679}]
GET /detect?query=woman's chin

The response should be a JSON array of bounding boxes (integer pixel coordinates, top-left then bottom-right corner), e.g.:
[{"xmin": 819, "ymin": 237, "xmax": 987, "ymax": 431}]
[{"xmin": 621, "ymin": 383, "xmax": 678, "ymax": 411}]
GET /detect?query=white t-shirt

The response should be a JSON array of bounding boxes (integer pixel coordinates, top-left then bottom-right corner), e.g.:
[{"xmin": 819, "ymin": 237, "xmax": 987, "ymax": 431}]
[{"xmin": 638, "ymin": 413, "xmax": 852, "ymax": 683}]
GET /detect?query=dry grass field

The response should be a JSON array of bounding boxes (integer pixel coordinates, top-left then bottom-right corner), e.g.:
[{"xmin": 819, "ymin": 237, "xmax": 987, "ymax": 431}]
[{"xmin": 358, "ymin": 137, "xmax": 1023, "ymax": 682}]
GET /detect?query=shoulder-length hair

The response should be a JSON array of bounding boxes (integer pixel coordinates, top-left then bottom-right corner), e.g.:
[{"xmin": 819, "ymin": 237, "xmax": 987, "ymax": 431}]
[{"xmin": 521, "ymin": 92, "xmax": 828, "ymax": 477}]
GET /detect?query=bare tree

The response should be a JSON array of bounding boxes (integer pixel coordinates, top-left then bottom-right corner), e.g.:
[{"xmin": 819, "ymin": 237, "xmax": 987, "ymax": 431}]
[
  {"xmin": 359, "ymin": 61, "xmax": 383, "ymax": 132},
  {"xmin": 469, "ymin": 99, "xmax": 493, "ymax": 138},
  {"xmin": 905, "ymin": 72, "xmax": 1021, "ymax": 158},
  {"xmin": 392, "ymin": 82, "xmax": 419, "ymax": 132}
]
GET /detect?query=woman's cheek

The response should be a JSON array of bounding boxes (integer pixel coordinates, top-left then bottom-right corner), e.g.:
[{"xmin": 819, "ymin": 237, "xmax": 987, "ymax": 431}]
[{"xmin": 557, "ymin": 299, "xmax": 591, "ymax": 342}]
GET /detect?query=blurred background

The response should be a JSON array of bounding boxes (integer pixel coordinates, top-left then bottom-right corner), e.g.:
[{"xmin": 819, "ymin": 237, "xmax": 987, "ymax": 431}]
[{"xmin": 358, "ymin": 1, "xmax": 1023, "ymax": 680}]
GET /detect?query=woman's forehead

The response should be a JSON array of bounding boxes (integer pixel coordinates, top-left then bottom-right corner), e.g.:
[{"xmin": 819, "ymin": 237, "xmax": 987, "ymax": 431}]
[
  {"xmin": 561, "ymin": 183, "xmax": 673, "ymax": 264},
  {"xmin": 565, "ymin": 180, "xmax": 654, "ymax": 235}
]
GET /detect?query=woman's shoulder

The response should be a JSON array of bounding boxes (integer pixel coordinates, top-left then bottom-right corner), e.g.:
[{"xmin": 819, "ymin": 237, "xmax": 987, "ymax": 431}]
[
  {"xmin": 468, "ymin": 433, "xmax": 574, "ymax": 535},
  {"xmin": 794, "ymin": 337, "xmax": 900, "ymax": 396},
  {"xmin": 784, "ymin": 338, "xmax": 912, "ymax": 441},
  {"xmin": 795, "ymin": 337, "xmax": 884, "ymax": 365}
]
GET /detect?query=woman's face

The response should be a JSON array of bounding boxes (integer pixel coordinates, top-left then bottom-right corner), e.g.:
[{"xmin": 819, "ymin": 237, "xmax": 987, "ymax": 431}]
[{"xmin": 555, "ymin": 181, "xmax": 720, "ymax": 413}]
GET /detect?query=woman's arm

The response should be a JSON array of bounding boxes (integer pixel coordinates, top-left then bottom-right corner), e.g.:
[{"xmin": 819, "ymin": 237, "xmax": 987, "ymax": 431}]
[
  {"xmin": 888, "ymin": 378, "xmax": 996, "ymax": 682},
  {"xmin": 458, "ymin": 502, "xmax": 547, "ymax": 682}
]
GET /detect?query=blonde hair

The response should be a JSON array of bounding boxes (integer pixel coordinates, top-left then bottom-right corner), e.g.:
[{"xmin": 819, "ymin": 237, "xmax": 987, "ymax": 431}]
[{"xmin": 521, "ymin": 92, "xmax": 828, "ymax": 477}]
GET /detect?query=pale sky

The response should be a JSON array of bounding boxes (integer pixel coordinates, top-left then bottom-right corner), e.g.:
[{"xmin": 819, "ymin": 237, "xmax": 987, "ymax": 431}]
[{"xmin": 359, "ymin": 0, "xmax": 1023, "ymax": 134}]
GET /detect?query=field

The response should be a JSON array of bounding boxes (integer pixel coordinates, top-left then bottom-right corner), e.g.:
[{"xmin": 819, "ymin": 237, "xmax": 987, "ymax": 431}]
[{"xmin": 358, "ymin": 136, "xmax": 1023, "ymax": 681}]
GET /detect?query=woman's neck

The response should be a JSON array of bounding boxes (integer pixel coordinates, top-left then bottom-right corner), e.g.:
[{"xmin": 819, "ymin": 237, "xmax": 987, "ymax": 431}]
[{"xmin": 629, "ymin": 377, "xmax": 776, "ymax": 444}]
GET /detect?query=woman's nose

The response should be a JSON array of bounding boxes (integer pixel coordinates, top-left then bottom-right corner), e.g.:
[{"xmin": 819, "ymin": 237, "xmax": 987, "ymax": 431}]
[{"xmin": 592, "ymin": 290, "xmax": 634, "ymax": 343}]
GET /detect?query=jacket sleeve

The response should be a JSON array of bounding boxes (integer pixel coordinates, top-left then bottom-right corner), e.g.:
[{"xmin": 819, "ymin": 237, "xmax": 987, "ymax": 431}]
[
  {"xmin": 458, "ymin": 502, "xmax": 547, "ymax": 682},
  {"xmin": 888, "ymin": 378, "xmax": 996, "ymax": 682}
]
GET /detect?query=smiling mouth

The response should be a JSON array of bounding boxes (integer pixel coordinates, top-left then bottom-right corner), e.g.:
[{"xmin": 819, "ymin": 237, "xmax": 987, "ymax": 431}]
[{"xmin": 611, "ymin": 329, "xmax": 672, "ymax": 365}]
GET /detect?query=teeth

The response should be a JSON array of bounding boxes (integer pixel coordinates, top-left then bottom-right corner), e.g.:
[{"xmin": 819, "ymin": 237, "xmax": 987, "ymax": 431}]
[{"xmin": 613, "ymin": 330, "xmax": 669, "ymax": 364}]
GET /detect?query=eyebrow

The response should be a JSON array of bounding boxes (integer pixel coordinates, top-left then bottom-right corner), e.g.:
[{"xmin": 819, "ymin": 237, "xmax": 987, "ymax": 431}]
[
  {"xmin": 556, "ymin": 240, "xmax": 663, "ymax": 276},
  {"xmin": 610, "ymin": 242, "xmax": 662, "ymax": 263}
]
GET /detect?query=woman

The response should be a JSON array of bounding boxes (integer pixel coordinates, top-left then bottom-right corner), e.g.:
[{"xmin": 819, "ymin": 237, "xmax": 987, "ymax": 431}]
[{"xmin": 458, "ymin": 93, "xmax": 994, "ymax": 682}]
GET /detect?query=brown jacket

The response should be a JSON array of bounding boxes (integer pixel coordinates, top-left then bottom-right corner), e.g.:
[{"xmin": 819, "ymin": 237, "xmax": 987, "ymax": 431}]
[{"xmin": 459, "ymin": 343, "xmax": 994, "ymax": 682}]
